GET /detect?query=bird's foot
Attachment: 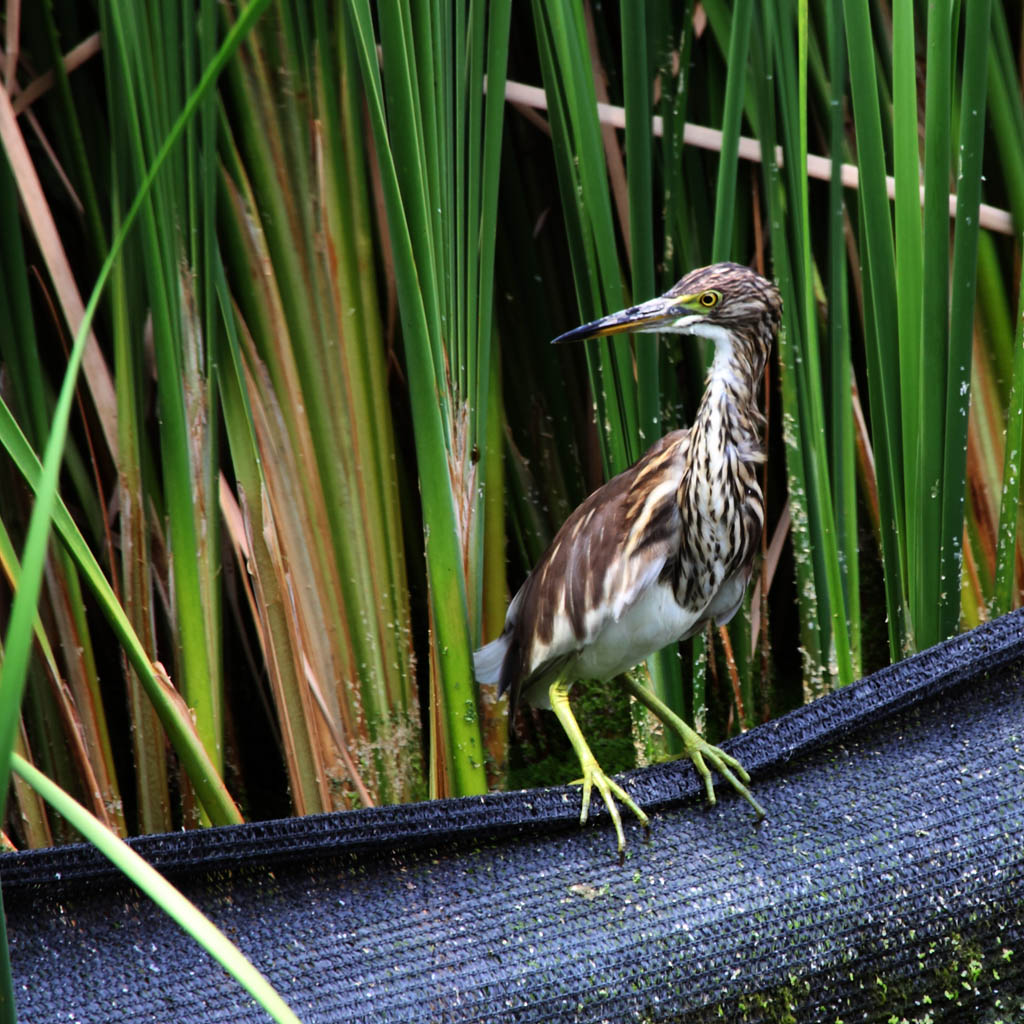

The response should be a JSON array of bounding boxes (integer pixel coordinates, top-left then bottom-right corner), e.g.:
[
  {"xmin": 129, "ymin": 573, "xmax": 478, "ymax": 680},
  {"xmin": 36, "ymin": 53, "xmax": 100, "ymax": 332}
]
[
  {"xmin": 571, "ymin": 754, "xmax": 650, "ymax": 855},
  {"xmin": 678, "ymin": 732, "xmax": 766, "ymax": 820},
  {"xmin": 622, "ymin": 676, "xmax": 765, "ymax": 820},
  {"xmin": 550, "ymin": 675, "xmax": 650, "ymax": 855}
]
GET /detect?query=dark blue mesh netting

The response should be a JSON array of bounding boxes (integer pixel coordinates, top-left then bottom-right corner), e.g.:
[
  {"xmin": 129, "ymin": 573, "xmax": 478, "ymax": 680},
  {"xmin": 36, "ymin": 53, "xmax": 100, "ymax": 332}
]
[{"xmin": 3, "ymin": 610, "xmax": 1023, "ymax": 1023}]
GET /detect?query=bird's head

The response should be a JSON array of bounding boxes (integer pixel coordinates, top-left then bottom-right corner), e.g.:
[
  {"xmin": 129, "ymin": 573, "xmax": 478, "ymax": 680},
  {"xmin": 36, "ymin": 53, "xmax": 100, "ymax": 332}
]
[{"xmin": 552, "ymin": 262, "xmax": 781, "ymax": 347}]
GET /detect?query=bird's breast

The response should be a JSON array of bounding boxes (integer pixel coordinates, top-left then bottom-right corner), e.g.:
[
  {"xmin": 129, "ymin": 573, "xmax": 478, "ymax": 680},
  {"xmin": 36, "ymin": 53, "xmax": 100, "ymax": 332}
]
[{"xmin": 677, "ymin": 432, "xmax": 763, "ymax": 611}]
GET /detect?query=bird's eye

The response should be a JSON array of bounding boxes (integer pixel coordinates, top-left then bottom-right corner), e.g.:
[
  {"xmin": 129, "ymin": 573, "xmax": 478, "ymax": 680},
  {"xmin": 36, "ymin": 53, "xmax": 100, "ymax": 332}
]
[{"xmin": 699, "ymin": 291, "xmax": 720, "ymax": 308}]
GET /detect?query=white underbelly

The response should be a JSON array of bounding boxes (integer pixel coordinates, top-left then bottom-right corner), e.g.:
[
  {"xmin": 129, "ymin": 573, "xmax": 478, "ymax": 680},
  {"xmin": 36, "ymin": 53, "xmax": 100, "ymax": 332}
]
[
  {"xmin": 521, "ymin": 568, "xmax": 753, "ymax": 709},
  {"xmin": 575, "ymin": 582, "xmax": 701, "ymax": 682}
]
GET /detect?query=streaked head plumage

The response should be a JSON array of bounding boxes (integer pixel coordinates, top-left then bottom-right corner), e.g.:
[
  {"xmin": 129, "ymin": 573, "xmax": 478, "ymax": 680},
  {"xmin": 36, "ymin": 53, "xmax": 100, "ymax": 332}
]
[{"xmin": 552, "ymin": 261, "xmax": 781, "ymax": 345}]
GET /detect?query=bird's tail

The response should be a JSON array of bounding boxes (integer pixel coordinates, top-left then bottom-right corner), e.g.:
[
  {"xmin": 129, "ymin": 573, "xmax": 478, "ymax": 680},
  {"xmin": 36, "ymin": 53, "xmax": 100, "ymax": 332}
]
[{"xmin": 472, "ymin": 634, "xmax": 509, "ymax": 688}]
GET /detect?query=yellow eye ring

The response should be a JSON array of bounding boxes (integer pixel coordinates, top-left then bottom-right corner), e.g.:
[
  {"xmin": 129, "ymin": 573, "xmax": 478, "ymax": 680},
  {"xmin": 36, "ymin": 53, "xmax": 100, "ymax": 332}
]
[{"xmin": 699, "ymin": 291, "xmax": 719, "ymax": 308}]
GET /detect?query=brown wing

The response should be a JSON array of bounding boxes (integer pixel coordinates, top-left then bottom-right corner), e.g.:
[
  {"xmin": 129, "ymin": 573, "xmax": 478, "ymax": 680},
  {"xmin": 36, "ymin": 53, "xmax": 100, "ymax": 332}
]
[{"xmin": 497, "ymin": 430, "xmax": 688, "ymax": 715}]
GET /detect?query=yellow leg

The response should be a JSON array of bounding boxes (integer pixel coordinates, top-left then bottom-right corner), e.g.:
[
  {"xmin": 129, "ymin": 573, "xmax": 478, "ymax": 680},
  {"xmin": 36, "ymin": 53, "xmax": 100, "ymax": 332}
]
[
  {"xmin": 621, "ymin": 675, "xmax": 766, "ymax": 819},
  {"xmin": 549, "ymin": 676, "xmax": 649, "ymax": 853}
]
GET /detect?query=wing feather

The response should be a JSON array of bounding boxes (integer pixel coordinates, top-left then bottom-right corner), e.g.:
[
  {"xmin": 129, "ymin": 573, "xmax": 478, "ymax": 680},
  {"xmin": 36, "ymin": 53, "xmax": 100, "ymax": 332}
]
[{"xmin": 481, "ymin": 431, "xmax": 687, "ymax": 715}]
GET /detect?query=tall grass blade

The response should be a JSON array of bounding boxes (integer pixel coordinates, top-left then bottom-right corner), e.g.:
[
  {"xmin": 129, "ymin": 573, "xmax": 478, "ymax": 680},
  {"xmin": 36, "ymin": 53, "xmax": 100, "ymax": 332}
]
[
  {"xmin": 795, "ymin": 0, "xmax": 852, "ymax": 686},
  {"xmin": 711, "ymin": 0, "xmax": 752, "ymax": 262},
  {"xmin": 347, "ymin": 0, "xmax": 508, "ymax": 796},
  {"xmin": 0, "ymin": 0, "xmax": 266, "ymax": 831},
  {"xmin": 756, "ymin": 1, "xmax": 852, "ymax": 691},
  {"xmin": 825, "ymin": 0, "xmax": 860, "ymax": 675},
  {"xmin": 843, "ymin": 0, "xmax": 908, "ymax": 657},
  {"xmin": 102, "ymin": 0, "xmax": 225, "ymax": 784},
  {"xmin": 914, "ymin": 0, "xmax": 953, "ymax": 649},
  {"xmin": 939, "ymin": 0, "xmax": 993, "ymax": 638},
  {"xmin": 891, "ymin": 0, "xmax": 924, "ymax": 628},
  {"xmin": 0, "ymin": 397, "xmax": 242, "ymax": 825},
  {"xmin": 0, "ymin": 150, "xmax": 126, "ymax": 832},
  {"xmin": 986, "ymin": 3, "xmax": 1024, "ymax": 228},
  {"xmin": 537, "ymin": 1, "xmax": 637, "ymax": 479},
  {"xmin": 110, "ymin": 196, "xmax": 171, "ymax": 833},
  {"xmin": 11, "ymin": 754, "xmax": 301, "ymax": 1024},
  {"xmin": 217, "ymin": 4, "xmax": 424, "ymax": 808},
  {"xmin": 993, "ymin": 266, "xmax": 1024, "ymax": 613}
]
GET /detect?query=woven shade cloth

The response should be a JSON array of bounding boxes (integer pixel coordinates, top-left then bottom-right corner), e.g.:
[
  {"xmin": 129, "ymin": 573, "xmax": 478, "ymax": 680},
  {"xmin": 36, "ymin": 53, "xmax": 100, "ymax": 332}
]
[{"xmin": 3, "ymin": 609, "xmax": 1023, "ymax": 1022}]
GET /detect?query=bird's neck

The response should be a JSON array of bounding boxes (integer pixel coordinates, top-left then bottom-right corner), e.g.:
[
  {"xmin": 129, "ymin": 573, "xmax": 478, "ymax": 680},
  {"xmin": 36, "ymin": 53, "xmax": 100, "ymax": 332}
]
[
  {"xmin": 673, "ymin": 327, "xmax": 768, "ymax": 613},
  {"xmin": 694, "ymin": 330, "xmax": 766, "ymax": 457}
]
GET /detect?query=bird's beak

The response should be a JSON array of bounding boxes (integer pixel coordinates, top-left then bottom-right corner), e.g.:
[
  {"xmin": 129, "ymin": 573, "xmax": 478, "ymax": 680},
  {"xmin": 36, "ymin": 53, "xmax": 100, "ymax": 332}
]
[{"xmin": 552, "ymin": 293, "xmax": 701, "ymax": 344}]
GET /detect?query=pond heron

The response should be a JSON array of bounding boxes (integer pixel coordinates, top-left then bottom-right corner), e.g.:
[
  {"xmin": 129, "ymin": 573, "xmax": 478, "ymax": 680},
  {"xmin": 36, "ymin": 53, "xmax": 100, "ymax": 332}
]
[{"xmin": 475, "ymin": 262, "xmax": 780, "ymax": 854}]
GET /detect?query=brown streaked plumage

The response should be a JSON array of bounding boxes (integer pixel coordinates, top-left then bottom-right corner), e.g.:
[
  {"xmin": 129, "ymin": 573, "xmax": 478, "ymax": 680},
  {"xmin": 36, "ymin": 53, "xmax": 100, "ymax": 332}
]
[{"xmin": 474, "ymin": 262, "xmax": 781, "ymax": 854}]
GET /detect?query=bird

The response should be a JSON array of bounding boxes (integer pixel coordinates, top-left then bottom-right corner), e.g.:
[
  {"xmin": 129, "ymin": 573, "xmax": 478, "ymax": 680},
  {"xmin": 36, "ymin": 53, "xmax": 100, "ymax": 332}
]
[{"xmin": 474, "ymin": 261, "xmax": 780, "ymax": 854}]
